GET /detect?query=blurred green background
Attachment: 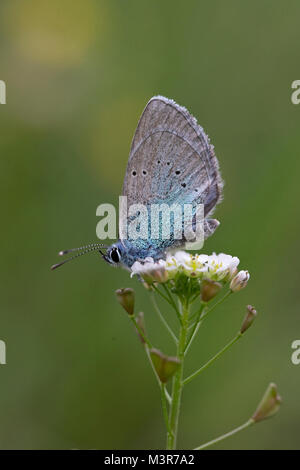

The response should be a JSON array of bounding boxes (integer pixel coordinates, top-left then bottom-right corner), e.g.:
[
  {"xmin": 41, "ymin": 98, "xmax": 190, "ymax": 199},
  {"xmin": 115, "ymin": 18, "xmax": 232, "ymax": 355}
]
[{"xmin": 0, "ymin": 0, "xmax": 299, "ymax": 450}]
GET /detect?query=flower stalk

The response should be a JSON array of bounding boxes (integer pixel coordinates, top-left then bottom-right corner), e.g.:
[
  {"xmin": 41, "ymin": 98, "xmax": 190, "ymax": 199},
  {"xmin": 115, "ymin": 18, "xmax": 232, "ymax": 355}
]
[
  {"xmin": 183, "ymin": 331, "xmax": 243, "ymax": 386},
  {"xmin": 116, "ymin": 250, "xmax": 281, "ymax": 450},
  {"xmin": 167, "ymin": 298, "xmax": 190, "ymax": 450},
  {"xmin": 194, "ymin": 418, "xmax": 254, "ymax": 450}
]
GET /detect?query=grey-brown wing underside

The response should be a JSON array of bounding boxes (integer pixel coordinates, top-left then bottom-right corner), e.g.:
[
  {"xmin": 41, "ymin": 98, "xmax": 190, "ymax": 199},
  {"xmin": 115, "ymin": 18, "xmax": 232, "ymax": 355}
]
[{"xmin": 122, "ymin": 95, "xmax": 223, "ymax": 216}]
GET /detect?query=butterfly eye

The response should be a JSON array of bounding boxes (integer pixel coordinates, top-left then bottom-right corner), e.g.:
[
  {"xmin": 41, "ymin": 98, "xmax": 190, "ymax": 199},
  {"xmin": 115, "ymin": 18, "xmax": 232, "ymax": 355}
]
[{"xmin": 110, "ymin": 247, "xmax": 120, "ymax": 263}]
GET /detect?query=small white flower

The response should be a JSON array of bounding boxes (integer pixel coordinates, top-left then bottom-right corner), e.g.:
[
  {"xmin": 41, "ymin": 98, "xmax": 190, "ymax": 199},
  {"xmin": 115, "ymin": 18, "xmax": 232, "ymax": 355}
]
[
  {"xmin": 165, "ymin": 254, "xmax": 180, "ymax": 279},
  {"xmin": 203, "ymin": 253, "xmax": 240, "ymax": 281},
  {"xmin": 175, "ymin": 252, "xmax": 206, "ymax": 277},
  {"xmin": 168, "ymin": 251, "xmax": 239, "ymax": 281},
  {"xmin": 165, "ymin": 251, "xmax": 202, "ymax": 278},
  {"xmin": 131, "ymin": 251, "xmax": 243, "ymax": 284}
]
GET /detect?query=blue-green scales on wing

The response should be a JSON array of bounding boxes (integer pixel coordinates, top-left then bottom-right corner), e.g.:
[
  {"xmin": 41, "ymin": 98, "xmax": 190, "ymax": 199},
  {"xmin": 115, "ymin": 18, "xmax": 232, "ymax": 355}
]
[
  {"xmin": 106, "ymin": 96, "xmax": 223, "ymax": 269},
  {"xmin": 51, "ymin": 96, "xmax": 223, "ymax": 271}
]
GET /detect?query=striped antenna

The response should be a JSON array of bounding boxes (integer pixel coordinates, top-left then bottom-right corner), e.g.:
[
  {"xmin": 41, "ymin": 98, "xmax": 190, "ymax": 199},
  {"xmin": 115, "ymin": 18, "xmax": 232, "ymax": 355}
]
[
  {"xmin": 51, "ymin": 243, "xmax": 108, "ymax": 270},
  {"xmin": 58, "ymin": 243, "xmax": 107, "ymax": 256}
]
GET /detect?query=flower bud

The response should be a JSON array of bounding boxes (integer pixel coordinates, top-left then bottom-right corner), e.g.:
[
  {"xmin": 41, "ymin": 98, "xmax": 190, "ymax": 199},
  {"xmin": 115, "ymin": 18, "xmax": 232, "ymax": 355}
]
[
  {"xmin": 131, "ymin": 259, "xmax": 169, "ymax": 284},
  {"xmin": 252, "ymin": 383, "xmax": 282, "ymax": 423},
  {"xmin": 135, "ymin": 312, "xmax": 146, "ymax": 344},
  {"xmin": 201, "ymin": 279, "xmax": 222, "ymax": 302},
  {"xmin": 230, "ymin": 270, "xmax": 250, "ymax": 292},
  {"xmin": 140, "ymin": 266, "xmax": 169, "ymax": 286},
  {"xmin": 115, "ymin": 288, "xmax": 135, "ymax": 316},
  {"xmin": 150, "ymin": 348, "xmax": 181, "ymax": 383},
  {"xmin": 150, "ymin": 267, "xmax": 169, "ymax": 284},
  {"xmin": 240, "ymin": 305, "xmax": 257, "ymax": 334}
]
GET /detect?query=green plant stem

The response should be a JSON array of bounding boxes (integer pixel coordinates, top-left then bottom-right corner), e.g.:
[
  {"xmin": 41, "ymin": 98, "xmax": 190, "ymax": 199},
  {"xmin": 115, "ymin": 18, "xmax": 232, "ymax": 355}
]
[
  {"xmin": 166, "ymin": 299, "xmax": 190, "ymax": 450},
  {"xmin": 129, "ymin": 315, "xmax": 171, "ymax": 404},
  {"xmin": 162, "ymin": 284, "xmax": 182, "ymax": 324},
  {"xmin": 128, "ymin": 313, "xmax": 172, "ymax": 402},
  {"xmin": 183, "ymin": 332, "xmax": 243, "ymax": 386},
  {"xmin": 161, "ymin": 384, "xmax": 172, "ymax": 435},
  {"xmin": 189, "ymin": 308, "xmax": 203, "ymax": 323},
  {"xmin": 184, "ymin": 304, "xmax": 206, "ymax": 355},
  {"xmin": 129, "ymin": 316, "xmax": 152, "ymax": 349},
  {"xmin": 194, "ymin": 418, "xmax": 254, "ymax": 450},
  {"xmin": 152, "ymin": 284, "xmax": 173, "ymax": 306},
  {"xmin": 200, "ymin": 290, "xmax": 232, "ymax": 322},
  {"xmin": 184, "ymin": 320, "xmax": 202, "ymax": 355},
  {"xmin": 151, "ymin": 294, "xmax": 178, "ymax": 345}
]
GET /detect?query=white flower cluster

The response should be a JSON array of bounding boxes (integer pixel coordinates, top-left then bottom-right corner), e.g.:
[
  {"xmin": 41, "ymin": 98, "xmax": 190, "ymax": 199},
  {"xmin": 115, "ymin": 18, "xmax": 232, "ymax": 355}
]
[{"xmin": 131, "ymin": 251, "xmax": 242, "ymax": 284}]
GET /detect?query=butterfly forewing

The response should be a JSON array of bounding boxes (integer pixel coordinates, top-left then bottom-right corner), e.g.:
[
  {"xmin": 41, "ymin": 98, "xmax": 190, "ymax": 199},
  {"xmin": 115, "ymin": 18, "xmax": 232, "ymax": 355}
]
[{"xmin": 121, "ymin": 96, "xmax": 223, "ymax": 248}]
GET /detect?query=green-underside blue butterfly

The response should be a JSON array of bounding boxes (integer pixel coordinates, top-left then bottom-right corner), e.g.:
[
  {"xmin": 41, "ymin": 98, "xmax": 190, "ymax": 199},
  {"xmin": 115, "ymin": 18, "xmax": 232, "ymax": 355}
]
[{"xmin": 52, "ymin": 96, "xmax": 223, "ymax": 271}]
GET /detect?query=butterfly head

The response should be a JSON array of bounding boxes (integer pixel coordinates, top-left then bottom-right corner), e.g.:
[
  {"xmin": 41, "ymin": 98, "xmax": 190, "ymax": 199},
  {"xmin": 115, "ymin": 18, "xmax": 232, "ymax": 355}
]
[{"xmin": 103, "ymin": 242, "xmax": 125, "ymax": 266}]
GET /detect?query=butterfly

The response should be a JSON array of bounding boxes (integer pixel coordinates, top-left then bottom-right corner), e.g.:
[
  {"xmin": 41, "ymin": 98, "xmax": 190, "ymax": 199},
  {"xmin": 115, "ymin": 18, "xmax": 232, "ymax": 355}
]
[{"xmin": 51, "ymin": 96, "xmax": 223, "ymax": 271}]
